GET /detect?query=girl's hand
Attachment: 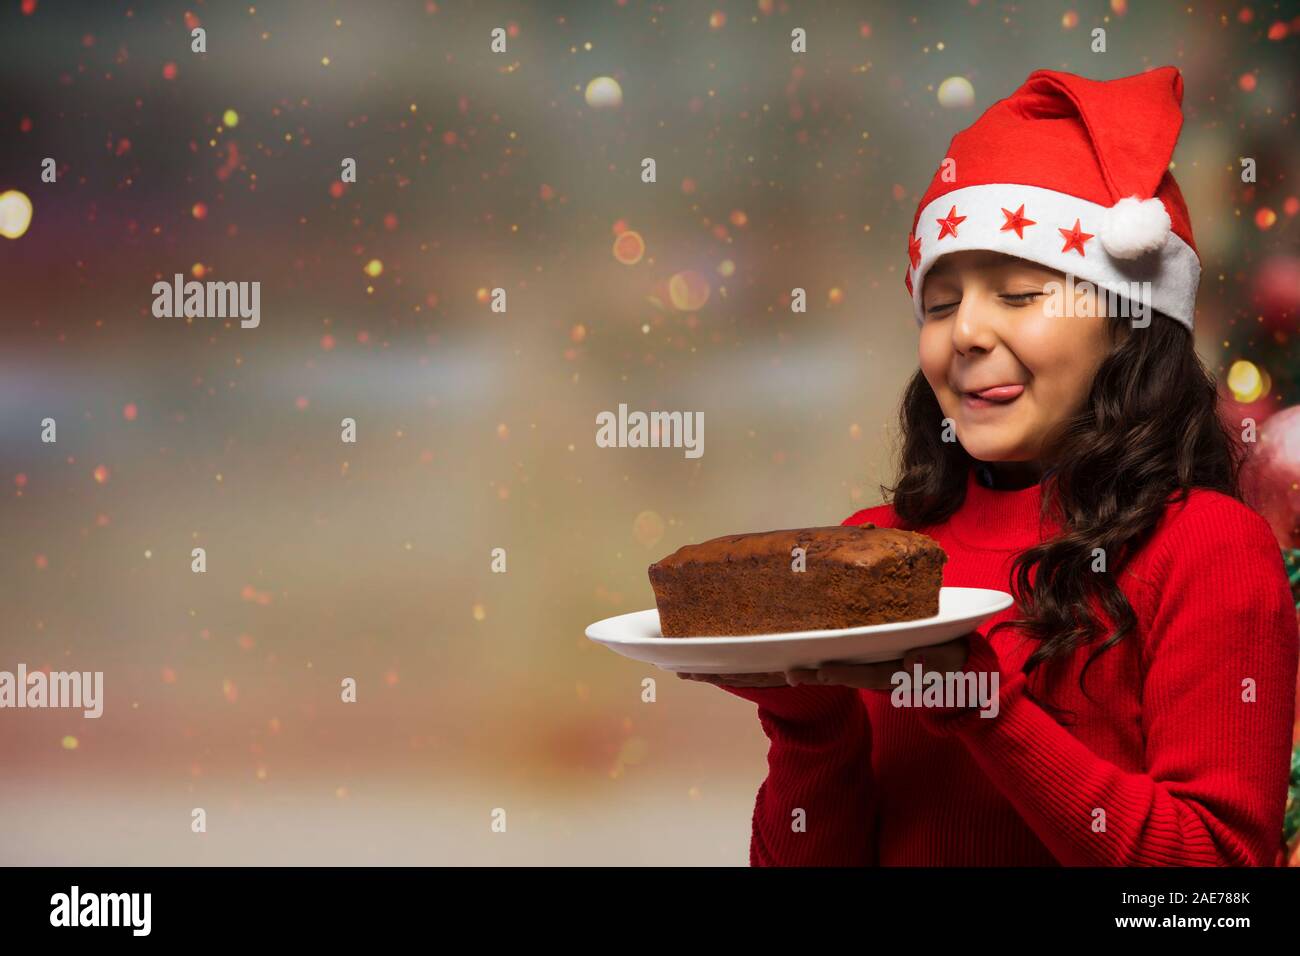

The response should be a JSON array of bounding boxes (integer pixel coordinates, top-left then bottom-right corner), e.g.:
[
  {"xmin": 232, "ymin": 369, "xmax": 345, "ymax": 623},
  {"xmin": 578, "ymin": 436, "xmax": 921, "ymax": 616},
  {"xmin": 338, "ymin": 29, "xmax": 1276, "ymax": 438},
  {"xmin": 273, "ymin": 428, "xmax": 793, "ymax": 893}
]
[
  {"xmin": 677, "ymin": 671, "xmax": 792, "ymax": 688},
  {"xmin": 675, "ymin": 634, "xmax": 973, "ymax": 690}
]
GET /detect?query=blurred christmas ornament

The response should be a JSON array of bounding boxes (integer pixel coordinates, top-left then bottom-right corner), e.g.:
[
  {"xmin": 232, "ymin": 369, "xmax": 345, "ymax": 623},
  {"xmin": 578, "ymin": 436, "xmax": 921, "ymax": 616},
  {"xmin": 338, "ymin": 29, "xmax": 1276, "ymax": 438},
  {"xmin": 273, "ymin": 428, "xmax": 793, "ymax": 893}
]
[
  {"xmin": 1251, "ymin": 255, "xmax": 1300, "ymax": 332},
  {"xmin": 1219, "ymin": 380, "xmax": 1279, "ymax": 462},
  {"xmin": 1240, "ymin": 404, "xmax": 1300, "ymax": 549},
  {"xmin": 0, "ymin": 189, "xmax": 33, "ymax": 239}
]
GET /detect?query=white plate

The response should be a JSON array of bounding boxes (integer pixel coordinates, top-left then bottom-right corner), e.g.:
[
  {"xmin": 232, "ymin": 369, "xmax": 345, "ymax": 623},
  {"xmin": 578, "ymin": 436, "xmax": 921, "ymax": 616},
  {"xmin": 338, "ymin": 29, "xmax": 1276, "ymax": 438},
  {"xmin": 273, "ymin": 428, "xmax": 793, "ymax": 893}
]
[{"xmin": 586, "ymin": 587, "xmax": 1013, "ymax": 674}]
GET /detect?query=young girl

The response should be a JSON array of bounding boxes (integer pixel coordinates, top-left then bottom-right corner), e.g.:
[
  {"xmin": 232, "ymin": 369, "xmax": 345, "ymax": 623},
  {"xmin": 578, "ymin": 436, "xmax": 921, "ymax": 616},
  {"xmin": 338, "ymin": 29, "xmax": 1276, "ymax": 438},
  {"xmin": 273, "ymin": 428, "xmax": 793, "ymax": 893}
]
[{"xmin": 681, "ymin": 66, "xmax": 1300, "ymax": 866}]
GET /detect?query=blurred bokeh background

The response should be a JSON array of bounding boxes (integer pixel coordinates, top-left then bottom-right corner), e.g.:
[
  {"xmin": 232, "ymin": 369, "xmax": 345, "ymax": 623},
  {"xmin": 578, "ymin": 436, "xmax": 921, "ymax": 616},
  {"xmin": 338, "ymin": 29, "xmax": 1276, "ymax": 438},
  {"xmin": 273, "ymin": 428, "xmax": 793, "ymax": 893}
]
[{"xmin": 2, "ymin": 0, "xmax": 1298, "ymax": 865}]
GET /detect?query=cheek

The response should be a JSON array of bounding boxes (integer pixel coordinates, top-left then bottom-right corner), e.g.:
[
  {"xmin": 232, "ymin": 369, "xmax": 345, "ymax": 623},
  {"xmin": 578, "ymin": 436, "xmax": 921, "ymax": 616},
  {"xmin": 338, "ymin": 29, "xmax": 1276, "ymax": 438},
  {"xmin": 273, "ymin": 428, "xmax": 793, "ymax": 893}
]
[
  {"xmin": 1010, "ymin": 307, "xmax": 1073, "ymax": 357},
  {"xmin": 1019, "ymin": 313, "xmax": 1109, "ymax": 410},
  {"xmin": 917, "ymin": 329, "xmax": 953, "ymax": 395}
]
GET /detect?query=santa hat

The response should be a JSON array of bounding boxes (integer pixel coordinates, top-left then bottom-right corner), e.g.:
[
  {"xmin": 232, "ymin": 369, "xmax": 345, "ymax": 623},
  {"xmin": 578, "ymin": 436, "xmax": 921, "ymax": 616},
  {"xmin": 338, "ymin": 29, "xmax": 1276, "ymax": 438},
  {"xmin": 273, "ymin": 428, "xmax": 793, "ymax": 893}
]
[{"xmin": 904, "ymin": 66, "xmax": 1200, "ymax": 330}]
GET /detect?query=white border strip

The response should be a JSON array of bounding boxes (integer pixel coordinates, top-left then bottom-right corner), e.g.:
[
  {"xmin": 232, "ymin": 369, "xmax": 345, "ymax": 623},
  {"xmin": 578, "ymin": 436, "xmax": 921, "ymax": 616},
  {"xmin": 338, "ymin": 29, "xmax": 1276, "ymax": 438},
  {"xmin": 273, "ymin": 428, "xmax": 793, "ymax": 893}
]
[{"xmin": 908, "ymin": 183, "xmax": 1199, "ymax": 329}]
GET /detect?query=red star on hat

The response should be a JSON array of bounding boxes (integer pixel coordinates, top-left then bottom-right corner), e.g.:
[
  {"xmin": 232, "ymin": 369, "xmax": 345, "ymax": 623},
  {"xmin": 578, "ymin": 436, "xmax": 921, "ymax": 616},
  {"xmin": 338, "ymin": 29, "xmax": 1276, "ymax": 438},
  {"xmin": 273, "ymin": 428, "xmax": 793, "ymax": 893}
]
[
  {"xmin": 1059, "ymin": 218, "xmax": 1094, "ymax": 256},
  {"xmin": 999, "ymin": 204, "xmax": 1036, "ymax": 239},
  {"xmin": 935, "ymin": 205, "xmax": 966, "ymax": 239},
  {"xmin": 907, "ymin": 233, "xmax": 922, "ymax": 269}
]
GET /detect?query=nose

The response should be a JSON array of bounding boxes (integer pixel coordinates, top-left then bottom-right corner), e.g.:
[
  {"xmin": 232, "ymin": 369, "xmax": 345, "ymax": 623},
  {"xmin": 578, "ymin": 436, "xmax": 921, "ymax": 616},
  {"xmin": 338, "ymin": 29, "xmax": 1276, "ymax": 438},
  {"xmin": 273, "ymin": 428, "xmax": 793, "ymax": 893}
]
[{"xmin": 950, "ymin": 294, "xmax": 999, "ymax": 356}]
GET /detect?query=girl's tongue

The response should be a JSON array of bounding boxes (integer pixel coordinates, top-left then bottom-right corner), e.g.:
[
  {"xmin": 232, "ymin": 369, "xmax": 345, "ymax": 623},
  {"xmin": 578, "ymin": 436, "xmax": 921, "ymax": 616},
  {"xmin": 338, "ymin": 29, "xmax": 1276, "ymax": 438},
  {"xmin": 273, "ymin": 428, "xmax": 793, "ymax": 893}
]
[{"xmin": 974, "ymin": 384, "xmax": 1024, "ymax": 401}]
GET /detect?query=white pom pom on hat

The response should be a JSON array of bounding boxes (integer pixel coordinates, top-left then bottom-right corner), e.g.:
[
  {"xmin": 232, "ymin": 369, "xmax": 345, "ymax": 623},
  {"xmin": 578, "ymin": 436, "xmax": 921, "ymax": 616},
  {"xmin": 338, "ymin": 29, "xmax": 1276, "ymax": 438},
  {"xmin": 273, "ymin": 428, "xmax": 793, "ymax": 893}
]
[{"xmin": 1100, "ymin": 195, "xmax": 1172, "ymax": 259}]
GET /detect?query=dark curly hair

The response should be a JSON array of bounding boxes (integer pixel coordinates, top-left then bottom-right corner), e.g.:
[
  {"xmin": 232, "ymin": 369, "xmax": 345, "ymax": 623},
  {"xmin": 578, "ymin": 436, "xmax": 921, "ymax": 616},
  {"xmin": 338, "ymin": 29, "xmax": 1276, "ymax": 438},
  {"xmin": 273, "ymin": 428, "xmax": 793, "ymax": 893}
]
[{"xmin": 884, "ymin": 308, "xmax": 1246, "ymax": 721}]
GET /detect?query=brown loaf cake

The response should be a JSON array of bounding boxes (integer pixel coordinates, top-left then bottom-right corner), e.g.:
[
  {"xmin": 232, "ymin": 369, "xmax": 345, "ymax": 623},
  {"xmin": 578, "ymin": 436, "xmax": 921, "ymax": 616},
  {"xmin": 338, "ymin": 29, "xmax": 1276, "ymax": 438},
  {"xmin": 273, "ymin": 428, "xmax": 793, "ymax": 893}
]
[{"xmin": 647, "ymin": 523, "xmax": 946, "ymax": 637}]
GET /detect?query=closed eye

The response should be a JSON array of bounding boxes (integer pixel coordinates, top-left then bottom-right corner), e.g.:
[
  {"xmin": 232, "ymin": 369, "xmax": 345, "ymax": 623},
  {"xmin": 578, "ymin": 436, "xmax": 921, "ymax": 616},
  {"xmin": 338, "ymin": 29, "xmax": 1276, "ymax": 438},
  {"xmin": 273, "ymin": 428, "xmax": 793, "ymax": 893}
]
[
  {"xmin": 926, "ymin": 291, "xmax": 1044, "ymax": 316},
  {"xmin": 925, "ymin": 300, "xmax": 959, "ymax": 315}
]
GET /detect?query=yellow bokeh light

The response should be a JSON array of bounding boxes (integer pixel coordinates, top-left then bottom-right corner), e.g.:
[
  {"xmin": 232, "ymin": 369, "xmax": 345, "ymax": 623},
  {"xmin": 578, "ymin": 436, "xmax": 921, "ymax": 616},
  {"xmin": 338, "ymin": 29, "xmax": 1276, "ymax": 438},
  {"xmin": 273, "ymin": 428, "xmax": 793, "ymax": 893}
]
[
  {"xmin": 223, "ymin": 109, "xmax": 240, "ymax": 127},
  {"xmin": 364, "ymin": 258, "xmax": 383, "ymax": 278},
  {"xmin": 1227, "ymin": 360, "xmax": 1264, "ymax": 403},
  {"xmin": 0, "ymin": 190, "xmax": 34, "ymax": 239}
]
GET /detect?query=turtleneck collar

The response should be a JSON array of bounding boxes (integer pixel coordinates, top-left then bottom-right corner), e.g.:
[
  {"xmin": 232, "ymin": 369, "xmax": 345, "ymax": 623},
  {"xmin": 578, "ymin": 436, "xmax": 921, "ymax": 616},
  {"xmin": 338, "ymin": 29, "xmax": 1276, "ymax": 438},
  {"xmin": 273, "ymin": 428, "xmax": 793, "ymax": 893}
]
[{"xmin": 947, "ymin": 463, "xmax": 1062, "ymax": 552}]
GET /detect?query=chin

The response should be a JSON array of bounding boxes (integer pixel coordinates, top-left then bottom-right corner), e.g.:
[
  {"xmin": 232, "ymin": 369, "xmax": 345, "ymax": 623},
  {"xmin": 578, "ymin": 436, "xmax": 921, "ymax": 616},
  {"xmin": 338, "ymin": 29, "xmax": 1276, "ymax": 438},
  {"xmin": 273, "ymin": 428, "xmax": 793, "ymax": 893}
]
[{"xmin": 959, "ymin": 442, "xmax": 1031, "ymax": 463}]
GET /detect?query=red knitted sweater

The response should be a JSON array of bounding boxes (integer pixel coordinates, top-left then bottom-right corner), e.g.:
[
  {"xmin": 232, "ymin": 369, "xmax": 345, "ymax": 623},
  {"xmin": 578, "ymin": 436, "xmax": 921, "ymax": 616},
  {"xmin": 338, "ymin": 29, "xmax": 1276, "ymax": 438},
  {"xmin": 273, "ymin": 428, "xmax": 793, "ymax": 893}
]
[{"xmin": 721, "ymin": 466, "xmax": 1299, "ymax": 866}]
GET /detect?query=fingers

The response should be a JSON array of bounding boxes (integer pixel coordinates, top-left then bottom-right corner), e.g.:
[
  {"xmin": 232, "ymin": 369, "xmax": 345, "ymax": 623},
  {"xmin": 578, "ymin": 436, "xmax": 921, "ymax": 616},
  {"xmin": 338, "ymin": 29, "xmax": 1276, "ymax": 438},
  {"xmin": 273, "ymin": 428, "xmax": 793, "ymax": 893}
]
[
  {"xmin": 900, "ymin": 636, "xmax": 969, "ymax": 676},
  {"xmin": 677, "ymin": 672, "xmax": 789, "ymax": 688},
  {"xmin": 680, "ymin": 662, "xmax": 910, "ymax": 691},
  {"xmin": 806, "ymin": 659, "xmax": 905, "ymax": 690}
]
